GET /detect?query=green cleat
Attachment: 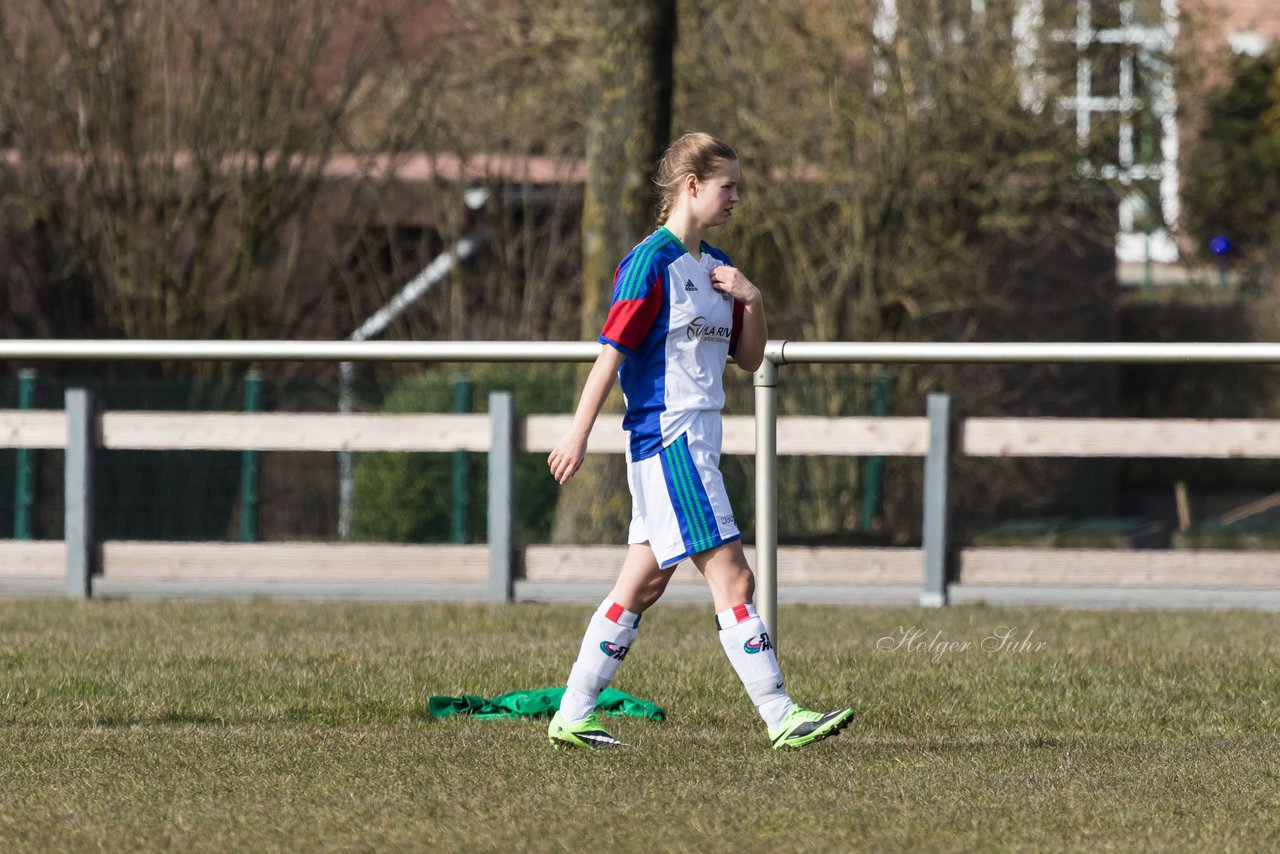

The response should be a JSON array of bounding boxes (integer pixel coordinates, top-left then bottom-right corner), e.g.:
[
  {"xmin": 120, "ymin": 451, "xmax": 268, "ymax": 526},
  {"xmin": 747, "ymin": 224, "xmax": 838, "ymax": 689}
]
[
  {"xmin": 548, "ymin": 710, "xmax": 624, "ymax": 750},
  {"xmin": 769, "ymin": 706, "xmax": 854, "ymax": 749}
]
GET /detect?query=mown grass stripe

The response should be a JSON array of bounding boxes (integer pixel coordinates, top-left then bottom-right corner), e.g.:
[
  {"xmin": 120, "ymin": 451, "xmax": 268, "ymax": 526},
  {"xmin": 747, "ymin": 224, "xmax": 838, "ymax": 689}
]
[{"xmin": 2, "ymin": 599, "xmax": 1279, "ymax": 850}]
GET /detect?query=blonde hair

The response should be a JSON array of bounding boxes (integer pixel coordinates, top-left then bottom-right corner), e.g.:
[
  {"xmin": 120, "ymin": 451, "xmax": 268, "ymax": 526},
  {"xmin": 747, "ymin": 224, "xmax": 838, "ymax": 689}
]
[{"xmin": 654, "ymin": 132, "xmax": 738, "ymax": 226}]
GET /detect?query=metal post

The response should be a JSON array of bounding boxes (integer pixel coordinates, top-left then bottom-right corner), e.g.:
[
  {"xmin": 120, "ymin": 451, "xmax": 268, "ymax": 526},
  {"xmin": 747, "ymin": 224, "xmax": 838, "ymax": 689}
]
[
  {"xmin": 451, "ymin": 377, "xmax": 474, "ymax": 543},
  {"xmin": 753, "ymin": 359, "xmax": 779, "ymax": 644},
  {"xmin": 14, "ymin": 369, "xmax": 37, "ymax": 540},
  {"xmin": 859, "ymin": 367, "xmax": 890, "ymax": 531},
  {"xmin": 488, "ymin": 391, "xmax": 515, "ymax": 603},
  {"xmin": 335, "ymin": 227, "xmax": 488, "ymax": 540},
  {"xmin": 65, "ymin": 388, "xmax": 96, "ymax": 598},
  {"xmin": 921, "ymin": 392, "xmax": 952, "ymax": 607},
  {"xmin": 337, "ymin": 360, "xmax": 356, "ymax": 540},
  {"xmin": 240, "ymin": 371, "xmax": 262, "ymax": 542}
]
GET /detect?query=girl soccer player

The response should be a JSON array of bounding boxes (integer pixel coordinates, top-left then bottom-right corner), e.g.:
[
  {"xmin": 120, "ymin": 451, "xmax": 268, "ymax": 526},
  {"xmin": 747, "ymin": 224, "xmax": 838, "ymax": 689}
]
[{"xmin": 546, "ymin": 132, "xmax": 853, "ymax": 750}]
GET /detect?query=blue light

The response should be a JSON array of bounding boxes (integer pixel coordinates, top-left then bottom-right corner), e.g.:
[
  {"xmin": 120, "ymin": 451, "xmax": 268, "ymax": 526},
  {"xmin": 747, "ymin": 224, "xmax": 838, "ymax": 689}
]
[{"xmin": 1209, "ymin": 235, "xmax": 1233, "ymax": 256}]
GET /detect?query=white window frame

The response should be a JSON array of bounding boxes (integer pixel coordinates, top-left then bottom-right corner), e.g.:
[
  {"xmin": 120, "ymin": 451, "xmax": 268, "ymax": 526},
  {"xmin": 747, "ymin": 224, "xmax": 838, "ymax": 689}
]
[
  {"xmin": 877, "ymin": 0, "xmax": 1183, "ymax": 264},
  {"xmin": 1018, "ymin": 0, "xmax": 1181, "ymax": 263}
]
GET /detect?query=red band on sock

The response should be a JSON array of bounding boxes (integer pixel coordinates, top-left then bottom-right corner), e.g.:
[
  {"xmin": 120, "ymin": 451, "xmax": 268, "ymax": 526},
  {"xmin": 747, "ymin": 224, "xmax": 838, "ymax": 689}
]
[
  {"xmin": 605, "ymin": 602, "xmax": 626, "ymax": 624},
  {"xmin": 715, "ymin": 603, "xmax": 759, "ymax": 631}
]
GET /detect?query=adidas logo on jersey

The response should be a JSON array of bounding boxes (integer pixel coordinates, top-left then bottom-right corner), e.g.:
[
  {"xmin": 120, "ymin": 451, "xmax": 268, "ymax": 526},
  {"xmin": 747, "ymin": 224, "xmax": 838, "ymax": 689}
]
[{"xmin": 684, "ymin": 279, "xmax": 697, "ymax": 292}]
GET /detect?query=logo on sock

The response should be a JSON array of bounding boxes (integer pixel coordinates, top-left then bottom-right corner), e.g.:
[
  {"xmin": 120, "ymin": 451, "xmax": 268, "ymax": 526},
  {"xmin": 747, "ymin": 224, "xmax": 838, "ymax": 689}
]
[
  {"xmin": 744, "ymin": 632, "xmax": 773, "ymax": 654},
  {"xmin": 600, "ymin": 641, "xmax": 631, "ymax": 661}
]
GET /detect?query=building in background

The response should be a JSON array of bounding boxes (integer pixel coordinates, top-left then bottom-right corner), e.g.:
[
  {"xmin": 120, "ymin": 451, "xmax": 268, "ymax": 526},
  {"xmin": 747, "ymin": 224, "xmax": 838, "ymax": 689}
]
[{"xmin": 875, "ymin": 0, "xmax": 1279, "ymax": 283}]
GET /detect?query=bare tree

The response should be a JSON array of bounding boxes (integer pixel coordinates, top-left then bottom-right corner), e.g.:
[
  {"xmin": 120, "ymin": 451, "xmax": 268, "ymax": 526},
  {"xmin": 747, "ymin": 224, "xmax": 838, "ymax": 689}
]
[
  {"xmin": 0, "ymin": 0, "xmax": 1125, "ymax": 546},
  {"xmin": 0, "ymin": 2, "xmax": 396, "ymax": 353},
  {"xmin": 330, "ymin": 0, "xmax": 588, "ymax": 350},
  {"xmin": 0, "ymin": 0, "xmax": 597, "ymax": 369},
  {"xmin": 676, "ymin": 0, "xmax": 1117, "ymax": 541},
  {"xmin": 551, "ymin": 0, "xmax": 678, "ymax": 545}
]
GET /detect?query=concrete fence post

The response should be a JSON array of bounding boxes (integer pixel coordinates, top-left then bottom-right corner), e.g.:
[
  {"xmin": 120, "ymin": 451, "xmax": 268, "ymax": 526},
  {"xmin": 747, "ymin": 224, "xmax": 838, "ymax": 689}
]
[
  {"xmin": 488, "ymin": 391, "xmax": 515, "ymax": 603},
  {"xmin": 65, "ymin": 388, "xmax": 97, "ymax": 598},
  {"xmin": 921, "ymin": 392, "xmax": 953, "ymax": 608}
]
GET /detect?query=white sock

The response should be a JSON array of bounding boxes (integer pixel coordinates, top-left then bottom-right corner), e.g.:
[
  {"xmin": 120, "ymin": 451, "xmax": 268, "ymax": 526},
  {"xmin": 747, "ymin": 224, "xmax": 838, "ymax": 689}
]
[
  {"xmin": 560, "ymin": 600, "xmax": 642, "ymax": 723},
  {"xmin": 716, "ymin": 603, "xmax": 795, "ymax": 730}
]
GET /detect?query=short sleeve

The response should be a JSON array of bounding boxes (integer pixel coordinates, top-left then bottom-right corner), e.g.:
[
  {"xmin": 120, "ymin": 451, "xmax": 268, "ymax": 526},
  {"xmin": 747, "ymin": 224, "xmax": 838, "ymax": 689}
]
[{"xmin": 599, "ymin": 254, "xmax": 665, "ymax": 356}]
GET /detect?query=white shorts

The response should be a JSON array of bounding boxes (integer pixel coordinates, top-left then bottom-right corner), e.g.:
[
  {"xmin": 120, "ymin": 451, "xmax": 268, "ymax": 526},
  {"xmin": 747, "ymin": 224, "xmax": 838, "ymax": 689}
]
[{"xmin": 626, "ymin": 411, "xmax": 741, "ymax": 568}]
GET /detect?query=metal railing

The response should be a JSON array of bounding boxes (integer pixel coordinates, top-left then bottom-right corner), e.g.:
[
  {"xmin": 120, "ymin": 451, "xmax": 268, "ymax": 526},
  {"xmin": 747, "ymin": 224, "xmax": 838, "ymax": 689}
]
[{"xmin": 8, "ymin": 339, "xmax": 1280, "ymax": 640}]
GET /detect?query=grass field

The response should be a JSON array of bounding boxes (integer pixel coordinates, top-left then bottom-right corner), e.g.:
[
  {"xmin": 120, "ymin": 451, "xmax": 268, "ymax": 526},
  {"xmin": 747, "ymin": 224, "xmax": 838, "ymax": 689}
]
[{"xmin": 1, "ymin": 596, "xmax": 1278, "ymax": 852}]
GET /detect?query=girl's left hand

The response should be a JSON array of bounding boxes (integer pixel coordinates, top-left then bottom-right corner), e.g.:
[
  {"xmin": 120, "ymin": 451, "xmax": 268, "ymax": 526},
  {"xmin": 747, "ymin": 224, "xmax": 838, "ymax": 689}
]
[{"xmin": 709, "ymin": 265, "xmax": 761, "ymax": 305}]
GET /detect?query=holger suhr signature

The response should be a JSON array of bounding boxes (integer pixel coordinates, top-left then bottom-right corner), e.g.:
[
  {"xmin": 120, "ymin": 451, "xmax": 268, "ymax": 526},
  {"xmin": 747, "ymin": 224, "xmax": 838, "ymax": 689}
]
[{"xmin": 876, "ymin": 625, "xmax": 1048, "ymax": 663}]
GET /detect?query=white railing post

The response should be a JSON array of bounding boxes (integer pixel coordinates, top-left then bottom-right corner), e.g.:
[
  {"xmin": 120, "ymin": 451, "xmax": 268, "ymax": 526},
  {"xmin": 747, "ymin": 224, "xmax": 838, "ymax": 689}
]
[
  {"xmin": 754, "ymin": 358, "xmax": 780, "ymax": 645},
  {"xmin": 65, "ymin": 388, "xmax": 96, "ymax": 598},
  {"xmin": 921, "ymin": 393, "xmax": 953, "ymax": 607},
  {"xmin": 337, "ymin": 360, "xmax": 357, "ymax": 540},
  {"xmin": 488, "ymin": 391, "xmax": 515, "ymax": 603}
]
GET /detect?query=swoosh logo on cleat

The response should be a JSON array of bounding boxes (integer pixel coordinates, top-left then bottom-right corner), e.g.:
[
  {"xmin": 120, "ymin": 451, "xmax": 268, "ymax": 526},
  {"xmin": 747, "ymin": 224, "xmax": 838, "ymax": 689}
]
[{"xmin": 773, "ymin": 709, "xmax": 854, "ymax": 748}]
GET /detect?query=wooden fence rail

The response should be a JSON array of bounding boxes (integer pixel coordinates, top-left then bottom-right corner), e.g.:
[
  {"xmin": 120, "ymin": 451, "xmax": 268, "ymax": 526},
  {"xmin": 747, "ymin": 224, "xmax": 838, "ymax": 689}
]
[
  {"xmin": 9, "ymin": 411, "xmax": 1278, "ymax": 457},
  {"xmin": 3, "ymin": 393, "xmax": 1280, "ymax": 599},
  {"xmin": 0, "ymin": 411, "xmax": 929, "ymax": 455}
]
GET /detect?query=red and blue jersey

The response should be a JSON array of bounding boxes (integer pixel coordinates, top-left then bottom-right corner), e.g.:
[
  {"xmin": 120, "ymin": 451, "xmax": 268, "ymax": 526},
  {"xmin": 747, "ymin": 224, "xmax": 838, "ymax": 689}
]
[{"xmin": 599, "ymin": 227, "xmax": 745, "ymax": 461}]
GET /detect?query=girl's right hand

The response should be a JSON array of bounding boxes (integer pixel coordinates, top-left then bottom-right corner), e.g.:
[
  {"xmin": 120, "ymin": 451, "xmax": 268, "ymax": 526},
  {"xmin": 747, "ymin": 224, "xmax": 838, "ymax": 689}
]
[{"xmin": 548, "ymin": 432, "xmax": 588, "ymax": 484}]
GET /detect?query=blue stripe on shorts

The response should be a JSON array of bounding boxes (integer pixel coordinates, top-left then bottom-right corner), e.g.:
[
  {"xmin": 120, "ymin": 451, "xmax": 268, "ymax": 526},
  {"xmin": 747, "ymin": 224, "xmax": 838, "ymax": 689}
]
[{"xmin": 659, "ymin": 434, "xmax": 718, "ymax": 558}]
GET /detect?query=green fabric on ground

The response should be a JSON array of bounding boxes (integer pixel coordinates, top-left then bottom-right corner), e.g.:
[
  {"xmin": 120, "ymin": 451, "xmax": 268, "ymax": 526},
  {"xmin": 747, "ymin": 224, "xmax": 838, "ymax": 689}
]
[{"xmin": 427, "ymin": 687, "xmax": 664, "ymax": 721}]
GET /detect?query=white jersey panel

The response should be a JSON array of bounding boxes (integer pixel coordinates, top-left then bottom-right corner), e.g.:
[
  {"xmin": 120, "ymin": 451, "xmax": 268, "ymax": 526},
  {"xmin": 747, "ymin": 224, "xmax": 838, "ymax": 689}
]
[{"xmin": 657, "ymin": 251, "xmax": 736, "ymax": 448}]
